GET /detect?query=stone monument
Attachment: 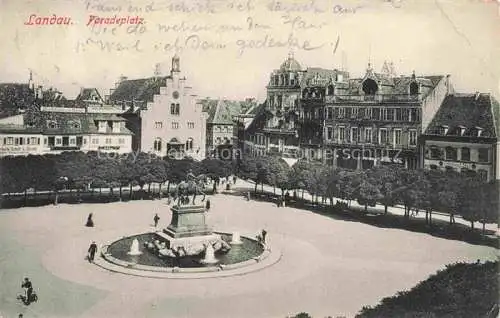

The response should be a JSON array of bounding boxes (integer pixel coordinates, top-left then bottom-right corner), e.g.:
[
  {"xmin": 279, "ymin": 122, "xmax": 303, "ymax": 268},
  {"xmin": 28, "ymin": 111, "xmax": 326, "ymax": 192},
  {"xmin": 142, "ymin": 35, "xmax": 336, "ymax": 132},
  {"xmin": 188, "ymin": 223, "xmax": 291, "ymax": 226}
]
[{"xmin": 153, "ymin": 171, "xmax": 230, "ymax": 257}]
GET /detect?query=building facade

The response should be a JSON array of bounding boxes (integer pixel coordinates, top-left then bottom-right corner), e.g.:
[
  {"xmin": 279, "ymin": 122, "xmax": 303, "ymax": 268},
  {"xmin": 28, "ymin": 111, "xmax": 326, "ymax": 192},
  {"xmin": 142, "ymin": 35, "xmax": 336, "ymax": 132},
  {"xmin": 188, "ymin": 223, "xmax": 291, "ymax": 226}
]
[
  {"xmin": 422, "ymin": 93, "xmax": 499, "ymax": 181},
  {"xmin": 109, "ymin": 56, "xmax": 207, "ymax": 160},
  {"xmin": 205, "ymin": 100, "xmax": 238, "ymax": 158}
]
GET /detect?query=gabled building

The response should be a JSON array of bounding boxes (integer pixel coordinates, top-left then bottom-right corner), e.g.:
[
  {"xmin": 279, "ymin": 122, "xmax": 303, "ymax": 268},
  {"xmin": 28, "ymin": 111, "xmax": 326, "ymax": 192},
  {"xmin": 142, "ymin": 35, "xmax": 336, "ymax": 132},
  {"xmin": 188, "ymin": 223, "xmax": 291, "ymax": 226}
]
[
  {"xmin": 422, "ymin": 93, "xmax": 499, "ymax": 181},
  {"xmin": 108, "ymin": 55, "xmax": 207, "ymax": 160},
  {"xmin": 205, "ymin": 100, "xmax": 241, "ymax": 158}
]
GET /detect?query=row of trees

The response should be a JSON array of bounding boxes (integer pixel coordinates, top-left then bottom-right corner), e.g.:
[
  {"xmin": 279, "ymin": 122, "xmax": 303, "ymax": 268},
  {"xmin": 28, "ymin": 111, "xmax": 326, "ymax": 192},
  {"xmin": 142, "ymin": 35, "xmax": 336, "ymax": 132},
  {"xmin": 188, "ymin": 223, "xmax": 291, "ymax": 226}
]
[
  {"xmin": 1, "ymin": 152, "xmax": 497, "ymax": 232},
  {"xmin": 0, "ymin": 152, "xmax": 234, "ymax": 203},
  {"xmin": 238, "ymin": 156, "xmax": 498, "ymax": 232}
]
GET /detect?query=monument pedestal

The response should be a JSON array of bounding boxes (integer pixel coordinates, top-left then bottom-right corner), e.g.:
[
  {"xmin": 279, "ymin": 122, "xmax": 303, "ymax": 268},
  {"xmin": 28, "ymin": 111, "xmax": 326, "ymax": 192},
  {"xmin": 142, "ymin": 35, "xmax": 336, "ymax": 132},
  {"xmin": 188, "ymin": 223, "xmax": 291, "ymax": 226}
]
[{"xmin": 155, "ymin": 204, "xmax": 221, "ymax": 255}]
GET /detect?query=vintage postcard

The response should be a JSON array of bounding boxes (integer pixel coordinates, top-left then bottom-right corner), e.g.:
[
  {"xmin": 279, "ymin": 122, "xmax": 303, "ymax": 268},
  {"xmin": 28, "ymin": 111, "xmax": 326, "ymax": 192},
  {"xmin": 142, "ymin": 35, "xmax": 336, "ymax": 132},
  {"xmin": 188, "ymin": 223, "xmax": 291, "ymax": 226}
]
[{"xmin": 0, "ymin": 0, "xmax": 499, "ymax": 317}]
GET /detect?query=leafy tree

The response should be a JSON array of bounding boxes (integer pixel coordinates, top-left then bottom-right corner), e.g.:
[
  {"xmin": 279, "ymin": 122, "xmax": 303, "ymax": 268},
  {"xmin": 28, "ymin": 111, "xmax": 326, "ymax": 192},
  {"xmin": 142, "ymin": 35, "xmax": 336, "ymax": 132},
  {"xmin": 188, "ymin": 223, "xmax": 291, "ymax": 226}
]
[{"xmin": 357, "ymin": 176, "xmax": 383, "ymax": 213}]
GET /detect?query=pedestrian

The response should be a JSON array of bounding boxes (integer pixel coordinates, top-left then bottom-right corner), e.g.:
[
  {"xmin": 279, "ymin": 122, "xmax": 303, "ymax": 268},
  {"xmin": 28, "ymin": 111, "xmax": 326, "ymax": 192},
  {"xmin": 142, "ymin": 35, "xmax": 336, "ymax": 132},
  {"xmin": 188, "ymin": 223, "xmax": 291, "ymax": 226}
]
[
  {"xmin": 153, "ymin": 213, "xmax": 160, "ymax": 227},
  {"xmin": 261, "ymin": 229, "xmax": 267, "ymax": 244},
  {"xmin": 85, "ymin": 213, "xmax": 94, "ymax": 227},
  {"xmin": 88, "ymin": 241, "xmax": 98, "ymax": 263},
  {"xmin": 206, "ymin": 199, "xmax": 211, "ymax": 211},
  {"xmin": 246, "ymin": 191, "xmax": 251, "ymax": 201},
  {"xmin": 21, "ymin": 278, "xmax": 33, "ymax": 305},
  {"xmin": 293, "ymin": 190, "xmax": 297, "ymax": 201},
  {"xmin": 233, "ymin": 175, "xmax": 237, "ymax": 184}
]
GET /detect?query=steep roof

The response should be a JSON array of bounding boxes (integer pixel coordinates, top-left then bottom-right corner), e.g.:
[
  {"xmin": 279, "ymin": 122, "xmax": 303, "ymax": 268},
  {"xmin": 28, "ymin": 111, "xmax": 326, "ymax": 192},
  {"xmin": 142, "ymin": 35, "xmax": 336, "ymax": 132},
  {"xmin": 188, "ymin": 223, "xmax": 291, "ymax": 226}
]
[
  {"xmin": 344, "ymin": 75, "xmax": 444, "ymax": 97},
  {"xmin": 24, "ymin": 110, "xmax": 132, "ymax": 135},
  {"xmin": 109, "ymin": 77, "xmax": 167, "ymax": 103},
  {"xmin": 75, "ymin": 88, "xmax": 104, "ymax": 103},
  {"xmin": 207, "ymin": 100, "xmax": 238, "ymax": 125},
  {"xmin": 424, "ymin": 93, "xmax": 497, "ymax": 138}
]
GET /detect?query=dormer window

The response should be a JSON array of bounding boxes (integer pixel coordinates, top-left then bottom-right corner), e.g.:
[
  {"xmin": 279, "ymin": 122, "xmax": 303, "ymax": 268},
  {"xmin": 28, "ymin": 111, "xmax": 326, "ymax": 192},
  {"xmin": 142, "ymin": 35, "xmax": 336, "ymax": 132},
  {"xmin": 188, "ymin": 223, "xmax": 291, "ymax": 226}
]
[
  {"xmin": 47, "ymin": 120, "xmax": 58, "ymax": 129},
  {"xmin": 458, "ymin": 125, "xmax": 466, "ymax": 136},
  {"xmin": 98, "ymin": 121, "xmax": 107, "ymax": 132},
  {"xmin": 409, "ymin": 82, "xmax": 419, "ymax": 95},
  {"xmin": 112, "ymin": 121, "xmax": 121, "ymax": 133},
  {"xmin": 69, "ymin": 120, "xmax": 81, "ymax": 129},
  {"xmin": 476, "ymin": 126, "xmax": 483, "ymax": 137},
  {"xmin": 440, "ymin": 125, "xmax": 449, "ymax": 135},
  {"xmin": 362, "ymin": 78, "xmax": 378, "ymax": 95}
]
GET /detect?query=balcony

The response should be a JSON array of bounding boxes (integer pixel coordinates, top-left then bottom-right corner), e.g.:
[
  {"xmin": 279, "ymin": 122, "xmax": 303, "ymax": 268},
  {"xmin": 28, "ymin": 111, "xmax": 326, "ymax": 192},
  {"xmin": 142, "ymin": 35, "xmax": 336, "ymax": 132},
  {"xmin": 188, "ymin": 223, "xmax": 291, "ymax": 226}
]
[
  {"xmin": 325, "ymin": 94, "xmax": 421, "ymax": 104},
  {"xmin": 262, "ymin": 127, "xmax": 297, "ymax": 135}
]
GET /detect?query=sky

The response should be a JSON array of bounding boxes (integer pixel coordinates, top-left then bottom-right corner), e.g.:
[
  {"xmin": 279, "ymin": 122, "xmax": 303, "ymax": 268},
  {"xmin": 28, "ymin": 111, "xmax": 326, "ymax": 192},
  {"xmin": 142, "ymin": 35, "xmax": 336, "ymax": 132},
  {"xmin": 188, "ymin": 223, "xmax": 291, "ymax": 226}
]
[{"xmin": 0, "ymin": 0, "xmax": 499, "ymax": 102}]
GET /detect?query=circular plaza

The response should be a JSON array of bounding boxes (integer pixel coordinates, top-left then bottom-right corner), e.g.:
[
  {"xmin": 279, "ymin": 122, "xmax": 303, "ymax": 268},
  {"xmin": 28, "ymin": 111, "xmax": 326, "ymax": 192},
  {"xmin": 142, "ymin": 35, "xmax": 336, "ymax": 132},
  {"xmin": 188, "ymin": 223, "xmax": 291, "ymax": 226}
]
[{"xmin": 0, "ymin": 186, "xmax": 497, "ymax": 318}]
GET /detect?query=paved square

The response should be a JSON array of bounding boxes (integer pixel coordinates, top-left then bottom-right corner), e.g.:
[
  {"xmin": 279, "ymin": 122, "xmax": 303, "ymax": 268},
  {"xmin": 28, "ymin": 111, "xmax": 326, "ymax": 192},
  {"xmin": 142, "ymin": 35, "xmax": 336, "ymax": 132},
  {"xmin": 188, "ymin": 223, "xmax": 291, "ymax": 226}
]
[{"xmin": 0, "ymin": 186, "xmax": 496, "ymax": 318}]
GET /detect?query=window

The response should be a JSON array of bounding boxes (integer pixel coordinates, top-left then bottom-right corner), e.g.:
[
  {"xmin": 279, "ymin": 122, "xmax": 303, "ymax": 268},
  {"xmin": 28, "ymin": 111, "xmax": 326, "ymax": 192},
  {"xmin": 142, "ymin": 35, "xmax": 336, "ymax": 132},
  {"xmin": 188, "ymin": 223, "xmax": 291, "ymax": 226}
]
[
  {"xmin": 386, "ymin": 109, "xmax": 394, "ymax": 121},
  {"xmin": 6, "ymin": 137, "xmax": 13, "ymax": 145},
  {"xmin": 30, "ymin": 137, "xmax": 38, "ymax": 144},
  {"xmin": 327, "ymin": 126, "xmax": 333, "ymax": 140},
  {"xmin": 461, "ymin": 147, "xmax": 470, "ymax": 161},
  {"xmin": 215, "ymin": 137, "xmax": 221, "ymax": 145},
  {"xmin": 478, "ymin": 148, "xmax": 489, "ymax": 163},
  {"xmin": 338, "ymin": 107, "xmax": 345, "ymax": 118},
  {"xmin": 188, "ymin": 122, "xmax": 195, "ymax": 129},
  {"xmin": 56, "ymin": 138, "xmax": 62, "ymax": 145},
  {"xmin": 119, "ymin": 138, "xmax": 125, "ymax": 144},
  {"xmin": 76, "ymin": 136, "xmax": 83, "ymax": 146},
  {"xmin": 372, "ymin": 108, "xmax": 380, "ymax": 120},
  {"xmin": 351, "ymin": 127, "xmax": 359, "ymax": 143},
  {"xmin": 14, "ymin": 137, "xmax": 19, "ymax": 145},
  {"xmin": 155, "ymin": 121, "xmax": 163, "ymax": 129},
  {"xmin": 112, "ymin": 122, "xmax": 121, "ymax": 133},
  {"xmin": 98, "ymin": 121, "xmax": 107, "ymax": 132},
  {"xmin": 92, "ymin": 138, "xmax": 99, "ymax": 144},
  {"xmin": 185, "ymin": 138, "xmax": 193, "ymax": 150},
  {"xmin": 70, "ymin": 120, "xmax": 81, "ymax": 129},
  {"xmin": 47, "ymin": 121, "xmax": 58, "ymax": 129},
  {"xmin": 153, "ymin": 138, "xmax": 162, "ymax": 151},
  {"xmin": 365, "ymin": 108, "xmax": 372, "ymax": 119},
  {"xmin": 362, "ymin": 78, "xmax": 378, "ymax": 95},
  {"xmin": 429, "ymin": 146, "xmax": 443, "ymax": 159},
  {"xmin": 394, "ymin": 129, "xmax": 402, "ymax": 145},
  {"xmin": 445, "ymin": 147, "xmax": 457, "ymax": 160},
  {"xmin": 364, "ymin": 128, "xmax": 372, "ymax": 143},
  {"xmin": 48, "ymin": 137, "xmax": 55, "ymax": 146},
  {"xmin": 326, "ymin": 108, "xmax": 333, "ymax": 120},
  {"xmin": 409, "ymin": 130, "xmax": 417, "ymax": 146},
  {"xmin": 18, "ymin": 137, "xmax": 24, "ymax": 145},
  {"xmin": 381, "ymin": 109, "xmax": 387, "ymax": 121},
  {"xmin": 170, "ymin": 103, "xmax": 176, "ymax": 115},
  {"xmin": 379, "ymin": 128, "xmax": 388, "ymax": 144},
  {"xmin": 339, "ymin": 126, "xmax": 345, "ymax": 142},
  {"xmin": 410, "ymin": 82, "xmax": 419, "ymax": 95},
  {"xmin": 351, "ymin": 108, "xmax": 358, "ymax": 118},
  {"xmin": 477, "ymin": 169, "xmax": 488, "ymax": 181},
  {"xmin": 172, "ymin": 122, "xmax": 179, "ymax": 129},
  {"xmin": 105, "ymin": 138, "xmax": 112, "ymax": 145},
  {"xmin": 395, "ymin": 108, "xmax": 403, "ymax": 121},
  {"xmin": 70, "ymin": 138, "xmax": 76, "ymax": 145}
]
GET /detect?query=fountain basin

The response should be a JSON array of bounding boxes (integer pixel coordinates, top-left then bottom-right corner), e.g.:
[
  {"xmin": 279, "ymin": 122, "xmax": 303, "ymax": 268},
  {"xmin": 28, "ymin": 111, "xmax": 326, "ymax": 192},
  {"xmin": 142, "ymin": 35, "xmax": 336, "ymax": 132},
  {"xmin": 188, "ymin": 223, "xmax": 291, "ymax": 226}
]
[{"xmin": 105, "ymin": 232, "xmax": 264, "ymax": 269}]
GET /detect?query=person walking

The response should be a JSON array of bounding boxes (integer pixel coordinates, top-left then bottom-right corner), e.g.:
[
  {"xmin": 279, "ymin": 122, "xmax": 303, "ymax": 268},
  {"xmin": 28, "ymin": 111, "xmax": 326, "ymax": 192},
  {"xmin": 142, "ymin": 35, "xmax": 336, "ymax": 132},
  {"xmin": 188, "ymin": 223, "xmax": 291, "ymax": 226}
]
[
  {"xmin": 21, "ymin": 278, "xmax": 33, "ymax": 305},
  {"xmin": 88, "ymin": 241, "xmax": 98, "ymax": 263},
  {"xmin": 206, "ymin": 199, "xmax": 211, "ymax": 212},
  {"xmin": 153, "ymin": 213, "xmax": 160, "ymax": 227},
  {"xmin": 261, "ymin": 229, "xmax": 267, "ymax": 244}
]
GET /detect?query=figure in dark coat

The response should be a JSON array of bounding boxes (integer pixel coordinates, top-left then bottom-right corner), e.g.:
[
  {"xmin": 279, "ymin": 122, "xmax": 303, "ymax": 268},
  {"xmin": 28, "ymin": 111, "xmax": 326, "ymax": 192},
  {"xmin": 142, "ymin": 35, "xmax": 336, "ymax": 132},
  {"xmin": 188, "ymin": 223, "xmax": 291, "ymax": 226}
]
[
  {"xmin": 153, "ymin": 213, "xmax": 160, "ymax": 227},
  {"xmin": 88, "ymin": 241, "xmax": 97, "ymax": 263},
  {"xmin": 85, "ymin": 213, "xmax": 94, "ymax": 227},
  {"xmin": 206, "ymin": 199, "xmax": 211, "ymax": 211},
  {"xmin": 261, "ymin": 229, "xmax": 267, "ymax": 244}
]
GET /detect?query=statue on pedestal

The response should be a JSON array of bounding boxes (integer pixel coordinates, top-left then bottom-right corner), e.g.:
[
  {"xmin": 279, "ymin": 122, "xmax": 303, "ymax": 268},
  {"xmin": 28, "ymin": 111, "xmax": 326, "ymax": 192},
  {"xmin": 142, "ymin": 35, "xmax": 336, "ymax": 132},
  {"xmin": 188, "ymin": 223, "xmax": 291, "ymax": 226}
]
[{"xmin": 175, "ymin": 170, "xmax": 207, "ymax": 206}]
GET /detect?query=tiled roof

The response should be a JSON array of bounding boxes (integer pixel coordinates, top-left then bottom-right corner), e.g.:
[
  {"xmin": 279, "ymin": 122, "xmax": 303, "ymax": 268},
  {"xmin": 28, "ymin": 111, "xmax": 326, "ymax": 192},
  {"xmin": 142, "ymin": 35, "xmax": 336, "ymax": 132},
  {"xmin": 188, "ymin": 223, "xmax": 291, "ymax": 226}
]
[
  {"xmin": 0, "ymin": 124, "xmax": 42, "ymax": 134},
  {"xmin": 207, "ymin": 100, "xmax": 238, "ymax": 125},
  {"xmin": 109, "ymin": 77, "xmax": 167, "ymax": 104},
  {"xmin": 344, "ymin": 75, "xmax": 444, "ymax": 97},
  {"xmin": 245, "ymin": 103, "xmax": 268, "ymax": 133},
  {"xmin": 424, "ymin": 93, "xmax": 497, "ymax": 138},
  {"xmin": 301, "ymin": 68, "xmax": 343, "ymax": 86},
  {"xmin": 24, "ymin": 110, "xmax": 132, "ymax": 135},
  {"xmin": 76, "ymin": 88, "xmax": 104, "ymax": 103}
]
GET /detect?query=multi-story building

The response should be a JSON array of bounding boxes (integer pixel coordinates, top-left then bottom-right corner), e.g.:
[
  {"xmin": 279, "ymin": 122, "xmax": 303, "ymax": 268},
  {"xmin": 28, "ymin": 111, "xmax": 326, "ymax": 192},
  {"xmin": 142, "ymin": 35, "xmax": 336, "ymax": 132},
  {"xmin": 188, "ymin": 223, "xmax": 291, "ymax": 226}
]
[
  {"xmin": 205, "ymin": 100, "xmax": 240, "ymax": 158},
  {"xmin": 322, "ymin": 64, "xmax": 451, "ymax": 169},
  {"xmin": 109, "ymin": 55, "xmax": 207, "ymax": 160},
  {"xmin": 422, "ymin": 93, "xmax": 499, "ymax": 181}
]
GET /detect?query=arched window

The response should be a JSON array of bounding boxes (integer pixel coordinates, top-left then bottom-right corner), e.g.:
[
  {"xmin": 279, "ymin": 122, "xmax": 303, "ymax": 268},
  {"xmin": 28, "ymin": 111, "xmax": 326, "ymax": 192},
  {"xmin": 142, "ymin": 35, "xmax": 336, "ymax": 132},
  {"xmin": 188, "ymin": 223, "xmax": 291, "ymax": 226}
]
[
  {"xmin": 362, "ymin": 78, "xmax": 378, "ymax": 95},
  {"xmin": 185, "ymin": 138, "xmax": 193, "ymax": 150},
  {"xmin": 153, "ymin": 138, "xmax": 162, "ymax": 151},
  {"xmin": 327, "ymin": 85, "xmax": 334, "ymax": 96},
  {"xmin": 175, "ymin": 104, "xmax": 180, "ymax": 115},
  {"xmin": 409, "ymin": 82, "xmax": 419, "ymax": 95}
]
